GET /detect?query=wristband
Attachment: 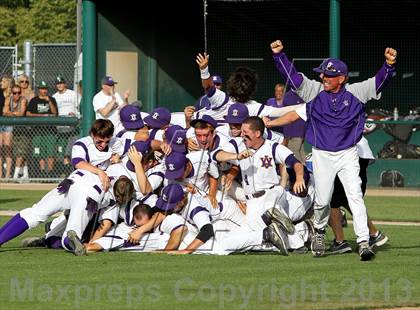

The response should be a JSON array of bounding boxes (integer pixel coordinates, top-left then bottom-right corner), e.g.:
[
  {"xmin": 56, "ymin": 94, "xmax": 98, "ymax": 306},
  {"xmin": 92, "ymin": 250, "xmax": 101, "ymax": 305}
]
[{"xmin": 200, "ymin": 67, "xmax": 210, "ymax": 80}]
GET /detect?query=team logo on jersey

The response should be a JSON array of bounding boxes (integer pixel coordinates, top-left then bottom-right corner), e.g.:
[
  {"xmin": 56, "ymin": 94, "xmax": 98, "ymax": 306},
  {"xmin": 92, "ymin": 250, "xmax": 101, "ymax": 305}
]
[
  {"xmin": 232, "ymin": 109, "xmax": 239, "ymax": 117},
  {"xmin": 152, "ymin": 112, "xmax": 159, "ymax": 119},
  {"xmin": 260, "ymin": 155, "xmax": 273, "ymax": 168},
  {"xmin": 343, "ymin": 100, "xmax": 349, "ymax": 106},
  {"xmin": 168, "ymin": 163, "xmax": 175, "ymax": 171},
  {"xmin": 176, "ymin": 137, "xmax": 184, "ymax": 144},
  {"xmin": 130, "ymin": 113, "xmax": 137, "ymax": 121}
]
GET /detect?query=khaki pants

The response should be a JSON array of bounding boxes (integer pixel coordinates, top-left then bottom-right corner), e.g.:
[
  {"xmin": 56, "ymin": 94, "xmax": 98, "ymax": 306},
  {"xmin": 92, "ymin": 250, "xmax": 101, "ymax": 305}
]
[{"xmin": 287, "ymin": 137, "xmax": 306, "ymax": 164}]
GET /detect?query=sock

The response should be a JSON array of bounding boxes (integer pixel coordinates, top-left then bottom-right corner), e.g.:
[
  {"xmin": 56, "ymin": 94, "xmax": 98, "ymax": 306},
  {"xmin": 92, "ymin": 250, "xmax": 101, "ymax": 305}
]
[
  {"xmin": 0, "ymin": 214, "xmax": 29, "ymax": 245},
  {"xmin": 45, "ymin": 236, "xmax": 63, "ymax": 249}
]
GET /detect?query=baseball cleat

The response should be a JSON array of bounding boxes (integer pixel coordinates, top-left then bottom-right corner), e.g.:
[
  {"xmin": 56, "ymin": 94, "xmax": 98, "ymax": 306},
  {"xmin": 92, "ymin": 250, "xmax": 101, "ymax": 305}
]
[
  {"xmin": 311, "ymin": 229, "xmax": 326, "ymax": 257},
  {"xmin": 263, "ymin": 207, "xmax": 295, "ymax": 234},
  {"xmin": 263, "ymin": 222, "xmax": 288, "ymax": 256},
  {"xmin": 67, "ymin": 230, "xmax": 87, "ymax": 256},
  {"xmin": 21, "ymin": 236, "xmax": 46, "ymax": 248},
  {"xmin": 358, "ymin": 241, "xmax": 375, "ymax": 261},
  {"xmin": 328, "ymin": 239, "xmax": 352, "ymax": 255},
  {"xmin": 369, "ymin": 231, "xmax": 388, "ymax": 247}
]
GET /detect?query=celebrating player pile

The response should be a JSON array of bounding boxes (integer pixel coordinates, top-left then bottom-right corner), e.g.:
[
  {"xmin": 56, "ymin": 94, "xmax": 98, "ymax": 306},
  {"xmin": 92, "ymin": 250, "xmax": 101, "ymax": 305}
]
[{"xmin": 0, "ymin": 40, "xmax": 395, "ymax": 261}]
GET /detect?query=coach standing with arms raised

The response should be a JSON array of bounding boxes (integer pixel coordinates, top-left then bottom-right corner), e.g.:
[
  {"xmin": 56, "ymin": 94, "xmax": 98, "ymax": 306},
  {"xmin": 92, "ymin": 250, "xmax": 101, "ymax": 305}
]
[{"xmin": 264, "ymin": 40, "xmax": 397, "ymax": 260}]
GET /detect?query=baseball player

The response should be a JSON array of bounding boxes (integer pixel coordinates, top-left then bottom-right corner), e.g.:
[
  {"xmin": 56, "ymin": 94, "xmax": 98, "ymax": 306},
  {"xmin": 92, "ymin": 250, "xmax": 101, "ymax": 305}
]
[
  {"xmin": 86, "ymin": 200, "xmax": 188, "ymax": 253},
  {"xmin": 212, "ymin": 117, "xmax": 305, "ymax": 255},
  {"xmin": 0, "ymin": 170, "xmax": 134, "ymax": 256},
  {"xmin": 264, "ymin": 39, "xmax": 397, "ymax": 260},
  {"xmin": 71, "ymin": 119, "xmax": 124, "ymax": 192},
  {"xmin": 328, "ymin": 137, "xmax": 388, "ymax": 254},
  {"xmin": 187, "ymin": 53, "xmax": 303, "ymax": 124}
]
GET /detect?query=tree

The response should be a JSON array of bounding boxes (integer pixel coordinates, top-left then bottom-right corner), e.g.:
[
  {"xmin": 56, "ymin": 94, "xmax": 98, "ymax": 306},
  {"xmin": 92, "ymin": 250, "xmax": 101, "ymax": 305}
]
[{"xmin": 0, "ymin": 0, "xmax": 76, "ymax": 47}]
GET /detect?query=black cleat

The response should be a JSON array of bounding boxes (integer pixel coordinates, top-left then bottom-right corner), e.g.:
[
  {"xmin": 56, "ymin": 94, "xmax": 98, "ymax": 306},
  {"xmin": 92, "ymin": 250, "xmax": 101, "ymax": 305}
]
[
  {"xmin": 369, "ymin": 231, "xmax": 389, "ymax": 247},
  {"xmin": 358, "ymin": 241, "xmax": 375, "ymax": 261},
  {"xmin": 329, "ymin": 239, "xmax": 352, "ymax": 255}
]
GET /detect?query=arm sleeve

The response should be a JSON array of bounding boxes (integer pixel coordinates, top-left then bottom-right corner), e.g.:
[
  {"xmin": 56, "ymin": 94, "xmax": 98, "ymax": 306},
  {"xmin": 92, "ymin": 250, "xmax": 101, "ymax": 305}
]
[
  {"xmin": 295, "ymin": 103, "xmax": 308, "ymax": 121},
  {"xmin": 294, "ymin": 74, "xmax": 323, "ymax": 103},
  {"xmin": 147, "ymin": 172, "xmax": 165, "ymax": 191},
  {"xmin": 159, "ymin": 214, "xmax": 186, "ymax": 235},
  {"xmin": 273, "ymin": 143, "xmax": 293, "ymax": 165},
  {"xmin": 71, "ymin": 141, "xmax": 89, "ymax": 166},
  {"xmin": 189, "ymin": 207, "xmax": 211, "ymax": 230},
  {"xmin": 98, "ymin": 205, "xmax": 119, "ymax": 224},
  {"xmin": 196, "ymin": 224, "xmax": 214, "ymax": 243},
  {"xmin": 110, "ymin": 138, "xmax": 125, "ymax": 156},
  {"xmin": 206, "ymin": 88, "xmax": 229, "ymax": 110},
  {"xmin": 346, "ymin": 62, "xmax": 395, "ymax": 104},
  {"xmin": 272, "ymin": 52, "xmax": 304, "ymax": 90},
  {"xmin": 92, "ymin": 94, "xmax": 104, "ymax": 112}
]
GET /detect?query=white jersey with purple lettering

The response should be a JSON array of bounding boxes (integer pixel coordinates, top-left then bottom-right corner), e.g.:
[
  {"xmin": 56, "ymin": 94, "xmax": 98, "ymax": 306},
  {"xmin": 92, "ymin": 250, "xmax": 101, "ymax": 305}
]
[
  {"xmin": 71, "ymin": 136, "xmax": 124, "ymax": 170},
  {"xmin": 194, "ymin": 88, "xmax": 288, "ymax": 121},
  {"xmin": 164, "ymin": 150, "xmax": 219, "ymax": 193},
  {"xmin": 114, "ymin": 129, "xmax": 137, "ymax": 157},
  {"xmin": 236, "ymin": 139, "xmax": 293, "ymax": 195}
]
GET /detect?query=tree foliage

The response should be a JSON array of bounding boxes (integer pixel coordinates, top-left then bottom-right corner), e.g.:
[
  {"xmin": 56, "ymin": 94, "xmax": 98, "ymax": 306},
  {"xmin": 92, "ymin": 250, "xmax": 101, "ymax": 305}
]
[{"xmin": 0, "ymin": 0, "xmax": 76, "ymax": 46}]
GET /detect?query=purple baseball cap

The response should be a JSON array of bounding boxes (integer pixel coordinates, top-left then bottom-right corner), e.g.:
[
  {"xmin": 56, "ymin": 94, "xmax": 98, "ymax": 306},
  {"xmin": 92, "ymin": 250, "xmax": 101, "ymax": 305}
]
[
  {"xmin": 165, "ymin": 125, "xmax": 186, "ymax": 153},
  {"xmin": 164, "ymin": 152, "xmax": 187, "ymax": 180},
  {"xmin": 126, "ymin": 140, "xmax": 151, "ymax": 172},
  {"xmin": 313, "ymin": 58, "xmax": 348, "ymax": 77},
  {"xmin": 190, "ymin": 114, "xmax": 218, "ymax": 129},
  {"xmin": 212, "ymin": 75, "xmax": 223, "ymax": 85},
  {"xmin": 143, "ymin": 107, "xmax": 171, "ymax": 129},
  {"xmin": 120, "ymin": 105, "xmax": 144, "ymax": 130},
  {"xmin": 156, "ymin": 184, "xmax": 185, "ymax": 211},
  {"xmin": 224, "ymin": 103, "xmax": 249, "ymax": 124},
  {"xmin": 101, "ymin": 75, "xmax": 117, "ymax": 86}
]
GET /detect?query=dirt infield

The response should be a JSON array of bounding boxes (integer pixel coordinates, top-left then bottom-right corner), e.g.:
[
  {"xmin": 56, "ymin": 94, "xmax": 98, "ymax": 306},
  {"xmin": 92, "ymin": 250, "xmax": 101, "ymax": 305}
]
[{"xmin": 1, "ymin": 183, "xmax": 419, "ymax": 196}]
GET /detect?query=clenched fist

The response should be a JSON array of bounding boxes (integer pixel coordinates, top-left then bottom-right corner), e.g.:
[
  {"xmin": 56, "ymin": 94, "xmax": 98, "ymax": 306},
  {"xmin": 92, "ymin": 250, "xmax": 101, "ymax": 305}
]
[
  {"xmin": 270, "ymin": 40, "xmax": 284, "ymax": 54},
  {"xmin": 384, "ymin": 47, "xmax": 397, "ymax": 65}
]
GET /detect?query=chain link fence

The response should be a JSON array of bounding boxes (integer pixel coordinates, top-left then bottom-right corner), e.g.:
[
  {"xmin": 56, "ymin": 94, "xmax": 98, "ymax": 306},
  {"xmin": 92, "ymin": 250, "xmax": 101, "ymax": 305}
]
[
  {"xmin": 0, "ymin": 46, "xmax": 18, "ymax": 77},
  {"xmin": 0, "ymin": 119, "xmax": 80, "ymax": 183},
  {"xmin": 33, "ymin": 43, "xmax": 77, "ymax": 94}
]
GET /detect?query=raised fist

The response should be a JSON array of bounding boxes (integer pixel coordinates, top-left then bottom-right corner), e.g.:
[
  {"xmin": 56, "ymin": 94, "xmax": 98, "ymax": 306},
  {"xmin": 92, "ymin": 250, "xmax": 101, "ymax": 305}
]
[
  {"xmin": 384, "ymin": 47, "xmax": 397, "ymax": 65},
  {"xmin": 270, "ymin": 40, "xmax": 284, "ymax": 54}
]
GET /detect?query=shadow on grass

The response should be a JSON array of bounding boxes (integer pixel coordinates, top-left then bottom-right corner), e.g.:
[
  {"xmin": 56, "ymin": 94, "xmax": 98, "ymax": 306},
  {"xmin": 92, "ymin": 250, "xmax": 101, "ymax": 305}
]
[{"xmin": 0, "ymin": 198, "xmax": 21, "ymax": 204}]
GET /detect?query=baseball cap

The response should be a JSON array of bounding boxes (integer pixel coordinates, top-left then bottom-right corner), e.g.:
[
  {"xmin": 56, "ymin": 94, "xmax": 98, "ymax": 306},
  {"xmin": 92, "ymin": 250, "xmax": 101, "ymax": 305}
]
[
  {"xmin": 37, "ymin": 80, "xmax": 48, "ymax": 89},
  {"xmin": 212, "ymin": 75, "xmax": 223, "ymax": 85},
  {"xmin": 164, "ymin": 152, "xmax": 188, "ymax": 180},
  {"xmin": 224, "ymin": 103, "xmax": 249, "ymax": 124},
  {"xmin": 165, "ymin": 125, "xmax": 186, "ymax": 153},
  {"xmin": 313, "ymin": 58, "xmax": 348, "ymax": 77},
  {"xmin": 126, "ymin": 140, "xmax": 152, "ymax": 172},
  {"xmin": 190, "ymin": 114, "xmax": 218, "ymax": 129},
  {"xmin": 120, "ymin": 105, "xmax": 144, "ymax": 130},
  {"xmin": 143, "ymin": 107, "xmax": 171, "ymax": 129},
  {"xmin": 101, "ymin": 75, "xmax": 117, "ymax": 86},
  {"xmin": 155, "ymin": 184, "xmax": 185, "ymax": 211},
  {"xmin": 55, "ymin": 76, "xmax": 66, "ymax": 84}
]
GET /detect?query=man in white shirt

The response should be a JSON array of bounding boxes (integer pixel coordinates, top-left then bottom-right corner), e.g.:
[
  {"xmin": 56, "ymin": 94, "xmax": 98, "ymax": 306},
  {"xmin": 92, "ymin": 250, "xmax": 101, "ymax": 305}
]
[{"xmin": 92, "ymin": 76, "xmax": 130, "ymax": 130}]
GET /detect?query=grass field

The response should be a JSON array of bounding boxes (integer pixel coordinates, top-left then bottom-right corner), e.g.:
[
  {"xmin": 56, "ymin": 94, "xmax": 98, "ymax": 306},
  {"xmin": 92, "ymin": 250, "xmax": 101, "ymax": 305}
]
[{"xmin": 0, "ymin": 190, "xmax": 419, "ymax": 310}]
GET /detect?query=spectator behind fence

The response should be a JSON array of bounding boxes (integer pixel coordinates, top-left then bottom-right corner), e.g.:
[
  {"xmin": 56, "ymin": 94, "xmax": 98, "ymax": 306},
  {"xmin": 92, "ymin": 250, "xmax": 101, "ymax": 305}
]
[
  {"xmin": 93, "ymin": 75, "xmax": 130, "ymax": 131},
  {"xmin": 0, "ymin": 75, "xmax": 14, "ymax": 179},
  {"xmin": 3, "ymin": 85, "xmax": 29, "ymax": 181},
  {"xmin": 62, "ymin": 80, "xmax": 83, "ymax": 176},
  {"xmin": 17, "ymin": 74, "xmax": 35, "ymax": 101},
  {"xmin": 53, "ymin": 76, "xmax": 80, "ymax": 176},
  {"xmin": 26, "ymin": 81, "xmax": 58, "ymax": 179}
]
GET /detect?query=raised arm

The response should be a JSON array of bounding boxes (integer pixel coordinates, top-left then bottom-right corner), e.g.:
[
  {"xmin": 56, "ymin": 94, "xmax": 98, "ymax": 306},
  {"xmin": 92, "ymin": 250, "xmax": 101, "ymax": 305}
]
[
  {"xmin": 270, "ymin": 40, "xmax": 303, "ymax": 90},
  {"xmin": 196, "ymin": 53, "xmax": 213, "ymax": 92}
]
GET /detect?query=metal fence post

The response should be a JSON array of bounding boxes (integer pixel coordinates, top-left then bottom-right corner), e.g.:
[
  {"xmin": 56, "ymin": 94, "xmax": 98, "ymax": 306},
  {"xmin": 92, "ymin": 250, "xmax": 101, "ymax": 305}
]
[{"xmin": 329, "ymin": 0, "xmax": 341, "ymax": 59}]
